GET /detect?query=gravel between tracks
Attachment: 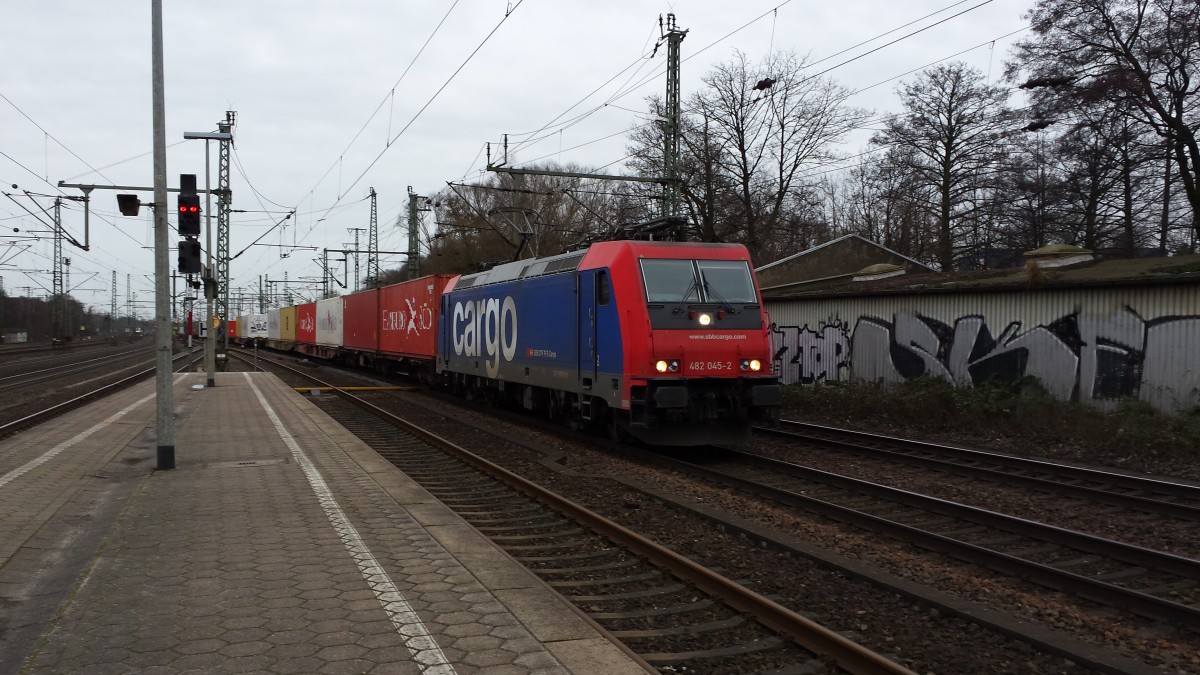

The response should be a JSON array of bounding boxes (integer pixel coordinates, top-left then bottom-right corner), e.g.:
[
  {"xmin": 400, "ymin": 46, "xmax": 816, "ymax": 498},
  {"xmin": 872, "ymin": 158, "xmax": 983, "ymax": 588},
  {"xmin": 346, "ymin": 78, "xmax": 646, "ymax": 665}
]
[{"xmin": 372, "ymin": 389, "xmax": 1200, "ymax": 675}]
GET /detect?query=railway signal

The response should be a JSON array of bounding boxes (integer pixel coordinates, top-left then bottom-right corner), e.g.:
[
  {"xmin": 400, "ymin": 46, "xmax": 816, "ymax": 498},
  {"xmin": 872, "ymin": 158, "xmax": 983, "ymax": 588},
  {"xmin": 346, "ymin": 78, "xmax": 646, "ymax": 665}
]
[
  {"xmin": 178, "ymin": 238, "xmax": 202, "ymax": 274},
  {"xmin": 177, "ymin": 173, "xmax": 200, "ymax": 236},
  {"xmin": 177, "ymin": 173, "xmax": 202, "ymax": 274},
  {"xmin": 116, "ymin": 193, "xmax": 141, "ymax": 216},
  {"xmin": 178, "ymin": 195, "xmax": 200, "ymax": 236}
]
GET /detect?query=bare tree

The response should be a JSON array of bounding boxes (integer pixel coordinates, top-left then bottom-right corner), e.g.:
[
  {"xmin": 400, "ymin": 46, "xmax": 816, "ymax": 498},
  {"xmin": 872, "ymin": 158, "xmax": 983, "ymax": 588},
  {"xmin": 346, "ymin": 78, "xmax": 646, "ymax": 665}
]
[
  {"xmin": 993, "ymin": 130, "xmax": 1070, "ymax": 251},
  {"xmin": 700, "ymin": 50, "xmax": 870, "ymax": 258},
  {"xmin": 627, "ymin": 50, "xmax": 869, "ymax": 261},
  {"xmin": 872, "ymin": 62, "xmax": 1013, "ymax": 270},
  {"xmin": 1007, "ymin": 0, "xmax": 1200, "ymax": 244},
  {"xmin": 1052, "ymin": 114, "xmax": 1129, "ymax": 249}
]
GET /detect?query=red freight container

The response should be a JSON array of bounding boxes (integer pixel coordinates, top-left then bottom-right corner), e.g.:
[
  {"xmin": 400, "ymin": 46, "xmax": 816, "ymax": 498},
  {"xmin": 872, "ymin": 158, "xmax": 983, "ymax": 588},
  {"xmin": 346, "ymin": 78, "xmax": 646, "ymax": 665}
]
[
  {"xmin": 342, "ymin": 288, "xmax": 379, "ymax": 353},
  {"xmin": 378, "ymin": 275, "xmax": 452, "ymax": 359},
  {"xmin": 296, "ymin": 302, "xmax": 317, "ymax": 344}
]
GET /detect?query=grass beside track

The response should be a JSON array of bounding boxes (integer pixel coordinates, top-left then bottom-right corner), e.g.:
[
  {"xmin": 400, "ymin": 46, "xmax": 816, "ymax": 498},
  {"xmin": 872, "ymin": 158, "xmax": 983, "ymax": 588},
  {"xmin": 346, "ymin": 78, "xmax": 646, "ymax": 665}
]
[{"xmin": 781, "ymin": 377, "xmax": 1200, "ymax": 476}]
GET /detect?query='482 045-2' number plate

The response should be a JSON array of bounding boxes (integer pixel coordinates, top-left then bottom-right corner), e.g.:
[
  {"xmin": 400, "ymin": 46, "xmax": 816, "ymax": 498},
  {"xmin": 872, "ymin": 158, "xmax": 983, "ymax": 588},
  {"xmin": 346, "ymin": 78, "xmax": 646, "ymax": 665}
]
[{"xmin": 690, "ymin": 361, "xmax": 733, "ymax": 372}]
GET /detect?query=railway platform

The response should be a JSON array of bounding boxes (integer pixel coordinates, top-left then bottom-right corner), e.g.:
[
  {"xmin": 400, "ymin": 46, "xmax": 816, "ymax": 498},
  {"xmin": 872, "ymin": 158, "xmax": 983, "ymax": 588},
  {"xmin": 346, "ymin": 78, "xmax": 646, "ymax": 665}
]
[{"xmin": 0, "ymin": 371, "xmax": 651, "ymax": 674}]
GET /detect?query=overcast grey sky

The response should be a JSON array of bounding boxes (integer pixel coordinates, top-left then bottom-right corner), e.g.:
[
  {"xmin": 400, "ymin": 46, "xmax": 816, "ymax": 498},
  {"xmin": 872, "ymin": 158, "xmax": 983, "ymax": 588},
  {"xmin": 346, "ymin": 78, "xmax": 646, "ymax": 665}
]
[{"xmin": 1, "ymin": 0, "xmax": 1030, "ymax": 315}]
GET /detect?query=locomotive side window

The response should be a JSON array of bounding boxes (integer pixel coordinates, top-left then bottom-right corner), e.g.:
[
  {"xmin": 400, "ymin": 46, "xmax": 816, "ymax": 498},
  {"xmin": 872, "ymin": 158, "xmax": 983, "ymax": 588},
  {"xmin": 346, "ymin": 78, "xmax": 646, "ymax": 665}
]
[
  {"xmin": 641, "ymin": 259, "xmax": 701, "ymax": 302},
  {"xmin": 597, "ymin": 270, "xmax": 611, "ymax": 306},
  {"xmin": 697, "ymin": 260, "xmax": 756, "ymax": 303}
]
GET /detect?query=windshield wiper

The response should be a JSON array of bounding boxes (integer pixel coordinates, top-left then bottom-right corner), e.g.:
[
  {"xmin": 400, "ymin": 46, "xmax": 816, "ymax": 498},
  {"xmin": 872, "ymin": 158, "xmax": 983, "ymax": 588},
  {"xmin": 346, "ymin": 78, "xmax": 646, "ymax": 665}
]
[{"xmin": 702, "ymin": 279, "xmax": 738, "ymax": 314}]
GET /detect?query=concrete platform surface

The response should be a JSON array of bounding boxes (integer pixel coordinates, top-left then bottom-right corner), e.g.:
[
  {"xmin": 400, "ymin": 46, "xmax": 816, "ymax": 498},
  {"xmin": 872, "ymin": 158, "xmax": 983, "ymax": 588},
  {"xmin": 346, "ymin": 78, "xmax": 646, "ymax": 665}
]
[{"xmin": 0, "ymin": 370, "xmax": 650, "ymax": 674}]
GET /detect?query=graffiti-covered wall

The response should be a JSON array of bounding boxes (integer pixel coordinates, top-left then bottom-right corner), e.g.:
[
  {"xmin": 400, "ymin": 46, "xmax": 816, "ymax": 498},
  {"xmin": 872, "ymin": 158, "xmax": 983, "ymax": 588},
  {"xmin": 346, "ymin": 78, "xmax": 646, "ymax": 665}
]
[{"xmin": 766, "ymin": 284, "xmax": 1200, "ymax": 413}]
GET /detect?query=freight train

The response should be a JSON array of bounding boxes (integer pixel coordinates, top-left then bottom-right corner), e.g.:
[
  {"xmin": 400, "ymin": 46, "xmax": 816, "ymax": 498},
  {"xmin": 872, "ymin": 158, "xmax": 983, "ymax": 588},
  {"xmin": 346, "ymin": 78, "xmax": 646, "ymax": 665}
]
[{"xmin": 232, "ymin": 239, "xmax": 781, "ymax": 445}]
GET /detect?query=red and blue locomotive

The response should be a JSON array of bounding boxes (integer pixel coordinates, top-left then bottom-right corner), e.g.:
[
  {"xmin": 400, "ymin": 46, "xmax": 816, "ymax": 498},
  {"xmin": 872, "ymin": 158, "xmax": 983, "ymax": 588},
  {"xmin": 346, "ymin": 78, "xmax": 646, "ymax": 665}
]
[
  {"xmin": 436, "ymin": 239, "xmax": 780, "ymax": 445},
  {"xmin": 257, "ymin": 237, "xmax": 780, "ymax": 446}
]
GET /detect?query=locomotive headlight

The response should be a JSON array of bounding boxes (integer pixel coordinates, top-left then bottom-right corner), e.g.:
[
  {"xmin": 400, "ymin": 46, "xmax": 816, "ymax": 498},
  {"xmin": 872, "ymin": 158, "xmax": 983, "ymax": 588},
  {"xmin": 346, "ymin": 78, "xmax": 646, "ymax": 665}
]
[
  {"xmin": 656, "ymin": 360, "xmax": 669, "ymax": 373},
  {"xmin": 749, "ymin": 359, "xmax": 762, "ymax": 371},
  {"xmin": 697, "ymin": 312, "xmax": 712, "ymax": 326},
  {"xmin": 655, "ymin": 359, "xmax": 680, "ymax": 373}
]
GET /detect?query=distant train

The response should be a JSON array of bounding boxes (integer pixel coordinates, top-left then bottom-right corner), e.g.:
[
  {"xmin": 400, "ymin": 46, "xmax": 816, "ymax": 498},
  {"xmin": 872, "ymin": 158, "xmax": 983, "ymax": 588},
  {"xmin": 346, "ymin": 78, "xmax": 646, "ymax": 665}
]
[{"xmin": 233, "ymin": 239, "xmax": 781, "ymax": 445}]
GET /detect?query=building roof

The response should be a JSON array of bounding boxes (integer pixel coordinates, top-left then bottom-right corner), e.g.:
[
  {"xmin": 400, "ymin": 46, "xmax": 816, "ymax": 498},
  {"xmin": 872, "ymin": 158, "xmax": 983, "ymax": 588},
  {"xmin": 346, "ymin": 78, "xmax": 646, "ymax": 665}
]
[{"xmin": 761, "ymin": 253, "xmax": 1200, "ymax": 299}]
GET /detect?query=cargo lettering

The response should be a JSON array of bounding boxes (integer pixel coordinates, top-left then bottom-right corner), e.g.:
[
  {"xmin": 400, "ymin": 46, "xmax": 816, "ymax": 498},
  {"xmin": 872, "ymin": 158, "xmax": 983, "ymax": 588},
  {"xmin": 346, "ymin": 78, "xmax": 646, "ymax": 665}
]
[{"xmin": 452, "ymin": 296, "xmax": 518, "ymax": 378}]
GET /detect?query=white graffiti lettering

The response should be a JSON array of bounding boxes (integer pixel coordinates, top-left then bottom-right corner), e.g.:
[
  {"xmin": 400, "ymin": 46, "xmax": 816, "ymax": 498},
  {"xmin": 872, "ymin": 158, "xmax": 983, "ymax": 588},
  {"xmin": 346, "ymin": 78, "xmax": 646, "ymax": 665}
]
[
  {"xmin": 771, "ymin": 307, "xmax": 1200, "ymax": 413},
  {"xmin": 772, "ymin": 323, "xmax": 850, "ymax": 384}
]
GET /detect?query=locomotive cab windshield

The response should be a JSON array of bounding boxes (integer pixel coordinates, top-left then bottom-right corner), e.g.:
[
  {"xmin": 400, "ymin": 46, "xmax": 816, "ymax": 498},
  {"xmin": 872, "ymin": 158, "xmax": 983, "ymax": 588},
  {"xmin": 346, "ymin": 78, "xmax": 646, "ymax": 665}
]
[{"xmin": 639, "ymin": 259, "xmax": 762, "ymax": 329}]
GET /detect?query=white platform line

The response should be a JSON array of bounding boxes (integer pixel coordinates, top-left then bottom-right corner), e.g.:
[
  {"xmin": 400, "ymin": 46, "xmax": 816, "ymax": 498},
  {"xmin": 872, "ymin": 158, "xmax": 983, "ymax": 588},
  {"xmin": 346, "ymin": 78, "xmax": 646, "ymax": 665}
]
[
  {"xmin": 0, "ymin": 391, "xmax": 156, "ymax": 490},
  {"xmin": 243, "ymin": 373, "xmax": 456, "ymax": 675}
]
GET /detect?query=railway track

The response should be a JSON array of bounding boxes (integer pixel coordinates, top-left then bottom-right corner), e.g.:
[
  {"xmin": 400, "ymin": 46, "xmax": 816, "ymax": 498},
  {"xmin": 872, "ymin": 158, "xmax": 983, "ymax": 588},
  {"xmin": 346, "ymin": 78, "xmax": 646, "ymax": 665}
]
[
  {"xmin": 0, "ymin": 346, "xmax": 155, "ymax": 395},
  {"xmin": 655, "ymin": 445, "xmax": 1200, "ymax": 630},
  {"xmin": 241, "ymin": 352, "xmax": 915, "ymax": 674},
  {"xmin": 0, "ymin": 338, "xmax": 136, "ymax": 358},
  {"xmin": 0, "ymin": 342, "xmax": 64, "ymax": 357},
  {"xmin": 759, "ymin": 419, "xmax": 1200, "ymax": 521},
  {"xmin": 0, "ymin": 350, "xmax": 200, "ymax": 437}
]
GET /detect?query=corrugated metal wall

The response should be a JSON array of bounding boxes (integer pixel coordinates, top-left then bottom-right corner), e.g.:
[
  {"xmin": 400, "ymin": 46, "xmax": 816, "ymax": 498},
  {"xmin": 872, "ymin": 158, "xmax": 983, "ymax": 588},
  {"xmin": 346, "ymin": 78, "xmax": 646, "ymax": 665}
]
[{"xmin": 765, "ymin": 284, "xmax": 1200, "ymax": 413}]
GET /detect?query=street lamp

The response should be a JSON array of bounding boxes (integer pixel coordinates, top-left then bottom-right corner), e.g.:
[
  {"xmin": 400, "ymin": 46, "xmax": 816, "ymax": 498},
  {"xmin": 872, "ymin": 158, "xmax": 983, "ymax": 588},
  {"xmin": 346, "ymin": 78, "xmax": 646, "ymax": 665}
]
[{"xmin": 182, "ymin": 129, "xmax": 233, "ymax": 387}]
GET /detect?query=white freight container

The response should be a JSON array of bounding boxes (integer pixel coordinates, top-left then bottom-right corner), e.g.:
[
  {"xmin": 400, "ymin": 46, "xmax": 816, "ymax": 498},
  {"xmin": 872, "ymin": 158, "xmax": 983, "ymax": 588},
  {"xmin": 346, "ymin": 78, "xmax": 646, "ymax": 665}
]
[
  {"xmin": 243, "ymin": 313, "xmax": 268, "ymax": 339},
  {"xmin": 315, "ymin": 297, "xmax": 343, "ymax": 347},
  {"xmin": 267, "ymin": 309, "xmax": 281, "ymax": 341}
]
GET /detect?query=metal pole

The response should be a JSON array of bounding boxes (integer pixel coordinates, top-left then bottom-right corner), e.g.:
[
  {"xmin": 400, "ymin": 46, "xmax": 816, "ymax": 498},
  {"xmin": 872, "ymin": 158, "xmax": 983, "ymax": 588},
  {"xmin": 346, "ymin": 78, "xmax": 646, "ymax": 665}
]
[
  {"xmin": 407, "ymin": 188, "xmax": 420, "ymax": 280},
  {"xmin": 663, "ymin": 14, "xmax": 685, "ymax": 218},
  {"xmin": 203, "ymin": 140, "xmax": 216, "ymax": 386},
  {"xmin": 151, "ymin": 0, "xmax": 175, "ymax": 469},
  {"xmin": 217, "ymin": 113, "xmax": 233, "ymax": 355}
]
